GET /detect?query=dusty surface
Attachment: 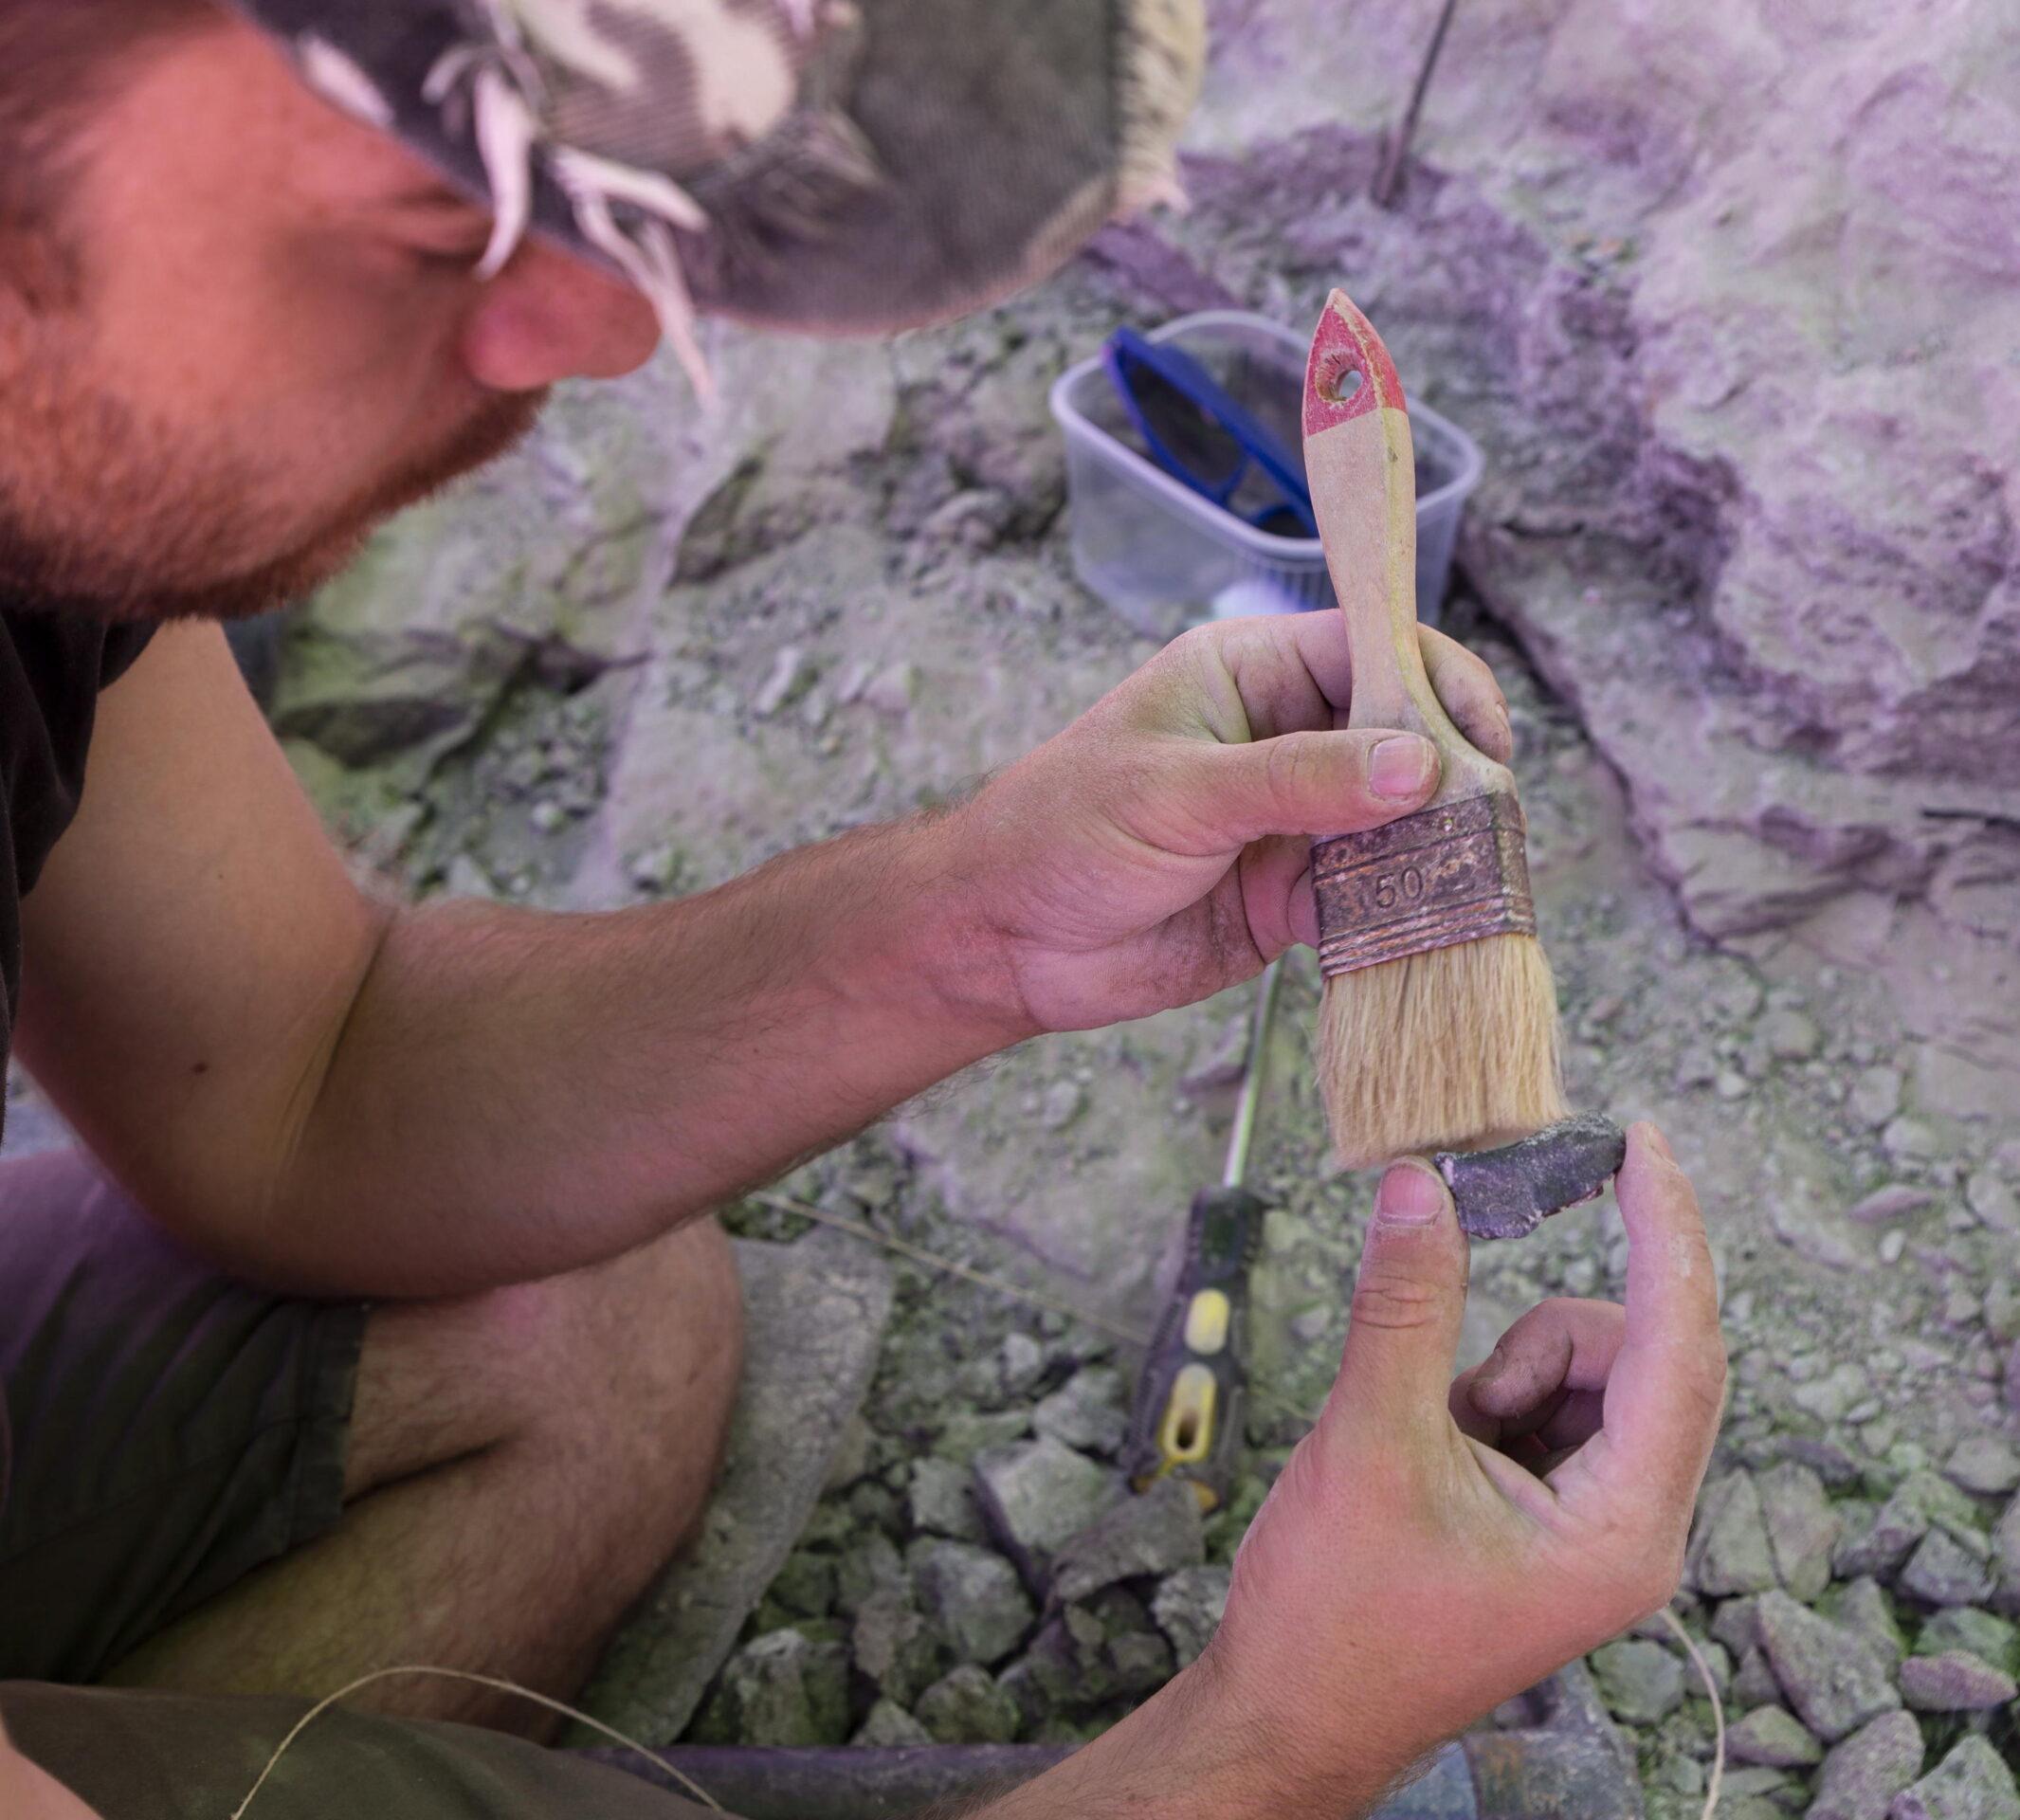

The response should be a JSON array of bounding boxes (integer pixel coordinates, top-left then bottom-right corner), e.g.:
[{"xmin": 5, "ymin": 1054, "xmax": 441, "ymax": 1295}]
[{"xmin": 33, "ymin": 10, "xmax": 2008, "ymax": 1811}]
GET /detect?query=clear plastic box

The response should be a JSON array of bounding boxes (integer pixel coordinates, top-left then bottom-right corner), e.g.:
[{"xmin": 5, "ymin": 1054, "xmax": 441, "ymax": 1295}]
[{"xmin": 1050, "ymin": 310, "xmax": 1483, "ymax": 642}]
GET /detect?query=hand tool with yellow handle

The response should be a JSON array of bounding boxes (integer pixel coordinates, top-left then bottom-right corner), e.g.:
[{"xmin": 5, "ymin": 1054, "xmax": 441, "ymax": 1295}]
[{"xmin": 1123, "ymin": 958, "xmax": 1282, "ymax": 1512}]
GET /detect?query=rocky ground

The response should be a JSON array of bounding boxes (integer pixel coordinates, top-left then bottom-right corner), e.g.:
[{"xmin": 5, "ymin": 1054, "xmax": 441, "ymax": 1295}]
[{"xmin": 26, "ymin": 43, "xmax": 2008, "ymax": 1818}]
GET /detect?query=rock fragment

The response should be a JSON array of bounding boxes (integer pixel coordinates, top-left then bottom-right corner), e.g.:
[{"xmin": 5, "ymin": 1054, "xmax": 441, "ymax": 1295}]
[
  {"xmin": 908, "ymin": 1538, "xmax": 1035, "ymax": 1667},
  {"xmin": 1759, "ymin": 1462, "xmax": 1842, "ymax": 1600},
  {"xmin": 1150, "ymin": 1566, "xmax": 1229, "ymax": 1668},
  {"xmin": 690, "ymin": 1628, "xmax": 849, "ymax": 1747},
  {"xmin": 1897, "ymin": 1650, "xmax": 2019, "ymax": 1712},
  {"xmin": 1588, "ymin": 1638, "xmax": 1684, "ymax": 1722},
  {"xmin": 916, "ymin": 1664, "xmax": 1022, "ymax": 1744},
  {"xmin": 1889, "ymin": 1736, "xmax": 2020, "ymax": 1820},
  {"xmin": 1690, "ymin": 1470, "xmax": 1779, "ymax": 1596},
  {"xmin": 1946, "ymin": 1434, "xmax": 2020, "ymax": 1497},
  {"xmin": 1811, "ymin": 1711, "xmax": 1925, "ymax": 1820},
  {"xmin": 974, "ymin": 1437, "xmax": 1126, "ymax": 1585},
  {"xmin": 1047, "ymin": 1480, "xmax": 1205, "ymax": 1608},
  {"xmin": 1755, "ymin": 1590, "xmax": 1901, "ymax": 1741},
  {"xmin": 1032, "ymin": 1367, "xmax": 1128, "ymax": 1457},
  {"xmin": 1899, "ymin": 1528, "xmax": 1995, "ymax": 1608},
  {"xmin": 1726, "ymin": 1703, "xmax": 1824, "ymax": 1768}
]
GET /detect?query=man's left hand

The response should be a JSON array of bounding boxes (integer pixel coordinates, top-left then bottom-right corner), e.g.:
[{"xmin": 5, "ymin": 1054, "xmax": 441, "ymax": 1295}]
[{"xmin": 946, "ymin": 610, "xmax": 1512, "ymax": 1034}]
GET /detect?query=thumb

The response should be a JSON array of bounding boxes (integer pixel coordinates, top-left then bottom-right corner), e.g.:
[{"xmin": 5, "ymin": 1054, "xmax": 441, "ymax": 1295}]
[
  {"xmin": 1202, "ymin": 730, "xmax": 1439, "ymax": 847},
  {"xmin": 1332, "ymin": 1159, "xmax": 1471, "ymax": 1428}
]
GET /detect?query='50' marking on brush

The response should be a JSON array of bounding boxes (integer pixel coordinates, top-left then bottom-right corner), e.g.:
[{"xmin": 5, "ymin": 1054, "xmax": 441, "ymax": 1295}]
[{"xmin": 1373, "ymin": 866, "xmax": 1428, "ymax": 910}]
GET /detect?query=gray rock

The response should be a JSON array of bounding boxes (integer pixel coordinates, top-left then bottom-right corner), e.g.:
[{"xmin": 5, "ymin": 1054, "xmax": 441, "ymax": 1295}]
[
  {"xmin": 1946, "ymin": 1434, "xmax": 2020, "ymax": 1497},
  {"xmin": 1890, "ymin": 1737, "xmax": 2020, "ymax": 1820},
  {"xmin": 1811, "ymin": 1711, "xmax": 1926, "ymax": 1820},
  {"xmin": 998, "ymin": 1602, "xmax": 1170, "ymax": 1720},
  {"xmin": 915, "ymin": 1664, "xmax": 1022, "ymax": 1744},
  {"xmin": 974, "ymin": 1437, "xmax": 1126, "ymax": 1583},
  {"xmin": 833, "ymin": 1533, "xmax": 908, "ymax": 1614},
  {"xmin": 577, "ymin": 1232, "xmax": 892, "ymax": 1744},
  {"xmin": 1882, "ymin": 1118, "xmax": 1941, "ymax": 1164},
  {"xmin": 850, "ymin": 1592, "xmax": 941, "ymax": 1704},
  {"xmin": 1898, "ymin": 1649, "xmax": 2019, "ymax": 1711},
  {"xmin": 1900, "ymin": 1528, "xmax": 1996, "ymax": 1608},
  {"xmin": 852, "ymin": 1699, "xmax": 933, "ymax": 1748},
  {"xmin": 1993, "ymin": 1493, "xmax": 2020, "ymax": 1608},
  {"xmin": 1836, "ymin": 1471, "xmax": 1985, "ymax": 1579},
  {"xmin": 689, "ymin": 1628, "xmax": 850, "ymax": 1747},
  {"xmin": 1726, "ymin": 1704, "xmax": 1823, "ymax": 1768},
  {"xmin": 1965, "ymin": 1171, "xmax": 2020, "ymax": 1234},
  {"xmin": 994, "ymin": 1333, "xmax": 1047, "ymax": 1401},
  {"xmin": 1710, "ymin": 1595, "xmax": 1763, "ymax": 1656},
  {"xmin": 1732, "ymin": 1645, "xmax": 1785, "ymax": 1709},
  {"xmin": 1823, "ymin": 1577, "xmax": 1907, "ymax": 1666},
  {"xmin": 1758, "ymin": 1462, "xmax": 1843, "ymax": 1600},
  {"xmin": 1047, "ymin": 1480, "xmax": 1206, "ymax": 1607},
  {"xmin": 1848, "ymin": 1184, "xmax": 1936, "ymax": 1225},
  {"xmin": 1031, "ymin": 1367, "xmax": 1128, "ymax": 1457},
  {"xmin": 1850, "ymin": 1069, "xmax": 1905, "ymax": 1131},
  {"xmin": 933, "ymin": 1410, "xmax": 1033, "ymax": 1462},
  {"xmin": 1755, "ymin": 1589, "xmax": 1902, "ymax": 1741},
  {"xmin": 908, "ymin": 1456, "xmax": 987, "ymax": 1542},
  {"xmin": 1588, "ymin": 1637, "xmax": 1684, "ymax": 1723},
  {"xmin": 1689, "ymin": 1470, "xmax": 1779, "ymax": 1596},
  {"xmin": 752, "ymin": 646, "xmax": 811, "ymax": 718},
  {"xmin": 1915, "ymin": 1607, "xmax": 2019, "ymax": 1676},
  {"xmin": 1151, "ymin": 1565, "xmax": 1230, "ymax": 1668},
  {"xmin": 1762, "ymin": 1009, "xmax": 1821, "ymax": 1061},
  {"xmin": 909, "ymin": 1539, "xmax": 1036, "ymax": 1667}
]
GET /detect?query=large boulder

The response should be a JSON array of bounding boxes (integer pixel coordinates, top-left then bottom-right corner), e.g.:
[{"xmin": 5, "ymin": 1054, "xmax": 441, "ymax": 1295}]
[{"xmin": 1183, "ymin": 0, "xmax": 2020, "ymax": 1103}]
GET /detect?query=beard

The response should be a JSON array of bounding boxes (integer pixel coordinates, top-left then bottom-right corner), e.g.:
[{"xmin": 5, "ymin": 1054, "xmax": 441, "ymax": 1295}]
[{"xmin": 0, "ymin": 341, "xmax": 547, "ymax": 624}]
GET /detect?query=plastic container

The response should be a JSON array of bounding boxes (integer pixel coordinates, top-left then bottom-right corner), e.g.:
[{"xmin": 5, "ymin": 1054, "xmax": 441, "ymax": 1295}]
[{"xmin": 1050, "ymin": 310, "xmax": 1483, "ymax": 642}]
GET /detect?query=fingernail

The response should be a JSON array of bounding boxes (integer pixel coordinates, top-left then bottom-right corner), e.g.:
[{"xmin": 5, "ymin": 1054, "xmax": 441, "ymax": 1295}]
[
  {"xmin": 1473, "ymin": 1343, "xmax": 1507, "ymax": 1387},
  {"xmin": 1643, "ymin": 1124, "xmax": 1676, "ymax": 1163},
  {"xmin": 1375, "ymin": 1159, "xmax": 1446, "ymax": 1225},
  {"xmin": 1370, "ymin": 736, "xmax": 1436, "ymax": 802}
]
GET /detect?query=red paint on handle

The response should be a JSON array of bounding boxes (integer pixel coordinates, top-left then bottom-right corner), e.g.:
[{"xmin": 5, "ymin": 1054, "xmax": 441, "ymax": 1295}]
[{"xmin": 1302, "ymin": 291, "xmax": 1407, "ymax": 439}]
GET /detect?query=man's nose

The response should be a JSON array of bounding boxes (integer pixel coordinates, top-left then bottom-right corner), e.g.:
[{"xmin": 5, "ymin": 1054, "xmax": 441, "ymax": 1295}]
[{"xmin": 461, "ymin": 240, "xmax": 664, "ymax": 392}]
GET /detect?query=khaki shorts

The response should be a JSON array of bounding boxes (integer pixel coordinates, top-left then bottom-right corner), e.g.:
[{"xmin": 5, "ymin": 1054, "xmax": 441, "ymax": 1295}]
[{"xmin": 0, "ymin": 1147, "xmax": 713, "ymax": 1818}]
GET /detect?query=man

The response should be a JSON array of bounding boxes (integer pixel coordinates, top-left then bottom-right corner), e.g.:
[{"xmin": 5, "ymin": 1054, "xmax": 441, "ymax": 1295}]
[{"xmin": 0, "ymin": 3, "xmax": 1727, "ymax": 1815}]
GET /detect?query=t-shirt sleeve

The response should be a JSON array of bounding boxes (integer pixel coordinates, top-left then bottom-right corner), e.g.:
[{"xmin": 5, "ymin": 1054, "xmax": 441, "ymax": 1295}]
[{"xmin": 96, "ymin": 624, "xmax": 156, "ymax": 690}]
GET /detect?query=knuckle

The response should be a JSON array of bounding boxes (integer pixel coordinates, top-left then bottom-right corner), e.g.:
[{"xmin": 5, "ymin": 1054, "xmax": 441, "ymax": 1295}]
[{"xmin": 1350, "ymin": 1264, "xmax": 1451, "ymax": 1333}]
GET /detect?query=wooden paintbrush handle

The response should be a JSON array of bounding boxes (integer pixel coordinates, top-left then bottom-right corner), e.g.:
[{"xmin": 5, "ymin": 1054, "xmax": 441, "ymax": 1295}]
[{"xmin": 1302, "ymin": 290, "xmax": 1506, "ymax": 805}]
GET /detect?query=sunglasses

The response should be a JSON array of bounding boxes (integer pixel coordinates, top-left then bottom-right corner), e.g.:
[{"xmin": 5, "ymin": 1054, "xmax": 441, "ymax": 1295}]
[{"xmin": 1103, "ymin": 325, "xmax": 1319, "ymax": 540}]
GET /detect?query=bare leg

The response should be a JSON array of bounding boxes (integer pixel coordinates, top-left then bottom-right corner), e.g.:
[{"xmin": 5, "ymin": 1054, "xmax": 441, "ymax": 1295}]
[{"xmin": 103, "ymin": 1215, "xmax": 744, "ymax": 1737}]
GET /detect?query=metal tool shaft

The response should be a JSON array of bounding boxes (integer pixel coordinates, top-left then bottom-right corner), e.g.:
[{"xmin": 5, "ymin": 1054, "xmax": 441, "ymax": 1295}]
[{"xmin": 1222, "ymin": 958, "xmax": 1283, "ymax": 1189}]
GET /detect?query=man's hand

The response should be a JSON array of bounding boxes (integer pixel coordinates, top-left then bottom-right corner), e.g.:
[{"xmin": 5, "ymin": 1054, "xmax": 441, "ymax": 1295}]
[
  {"xmin": 975, "ymin": 1122, "xmax": 1723, "ymax": 1819},
  {"xmin": 1205, "ymin": 1122, "xmax": 1725, "ymax": 1809},
  {"xmin": 946, "ymin": 610, "xmax": 1512, "ymax": 1033}
]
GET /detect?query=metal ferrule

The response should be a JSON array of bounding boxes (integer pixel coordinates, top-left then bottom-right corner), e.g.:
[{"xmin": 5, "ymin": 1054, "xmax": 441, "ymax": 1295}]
[{"xmin": 1313, "ymin": 790, "xmax": 1537, "ymax": 977}]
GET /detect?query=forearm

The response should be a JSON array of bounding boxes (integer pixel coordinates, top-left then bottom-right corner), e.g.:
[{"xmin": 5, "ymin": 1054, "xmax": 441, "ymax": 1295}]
[
  {"xmin": 971, "ymin": 1663, "xmax": 1402, "ymax": 1820},
  {"xmin": 252, "ymin": 809, "xmax": 1028, "ymax": 1295}
]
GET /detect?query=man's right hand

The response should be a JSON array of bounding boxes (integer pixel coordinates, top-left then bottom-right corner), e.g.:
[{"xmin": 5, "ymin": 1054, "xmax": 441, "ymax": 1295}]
[{"xmin": 982, "ymin": 1122, "xmax": 1724, "ymax": 1818}]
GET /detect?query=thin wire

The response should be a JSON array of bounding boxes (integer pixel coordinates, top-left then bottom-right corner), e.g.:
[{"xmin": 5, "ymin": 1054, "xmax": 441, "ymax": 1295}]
[
  {"xmin": 1659, "ymin": 1606, "xmax": 1725, "ymax": 1820},
  {"xmin": 227, "ymin": 1665, "xmax": 721, "ymax": 1818},
  {"xmin": 749, "ymin": 1192, "xmax": 1154, "ymax": 1348}
]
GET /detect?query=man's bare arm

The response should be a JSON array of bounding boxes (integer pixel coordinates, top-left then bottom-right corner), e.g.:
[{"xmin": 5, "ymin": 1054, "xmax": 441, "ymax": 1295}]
[
  {"xmin": 19, "ymin": 624, "xmax": 1024, "ymax": 1295},
  {"xmin": 23, "ymin": 613, "xmax": 1504, "ymax": 1296}
]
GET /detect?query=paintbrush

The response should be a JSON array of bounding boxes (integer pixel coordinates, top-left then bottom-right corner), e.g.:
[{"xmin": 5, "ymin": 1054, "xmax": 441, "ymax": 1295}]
[{"xmin": 1303, "ymin": 289, "xmax": 1566, "ymax": 1168}]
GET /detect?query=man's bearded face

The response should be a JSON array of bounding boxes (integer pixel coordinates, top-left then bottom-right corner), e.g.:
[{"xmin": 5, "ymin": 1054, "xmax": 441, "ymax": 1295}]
[{"xmin": 0, "ymin": 15, "xmax": 660, "ymax": 622}]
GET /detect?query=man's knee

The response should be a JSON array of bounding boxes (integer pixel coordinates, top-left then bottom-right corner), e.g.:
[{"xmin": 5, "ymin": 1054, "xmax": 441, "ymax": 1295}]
[{"xmin": 521, "ymin": 1216, "xmax": 744, "ymax": 1538}]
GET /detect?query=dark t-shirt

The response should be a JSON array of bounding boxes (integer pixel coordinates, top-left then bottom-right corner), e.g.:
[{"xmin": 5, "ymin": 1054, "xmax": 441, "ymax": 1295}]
[
  {"xmin": 0, "ymin": 607, "xmax": 155, "ymax": 1143},
  {"xmin": 0, "ymin": 605, "xmax": 152, "ymax": 1532}
]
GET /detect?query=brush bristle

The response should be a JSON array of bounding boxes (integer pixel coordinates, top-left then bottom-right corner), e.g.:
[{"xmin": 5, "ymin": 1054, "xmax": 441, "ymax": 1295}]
[{"xmin": 1318, "ymin": 934, "xmax": 1567, "ymax": 1170}]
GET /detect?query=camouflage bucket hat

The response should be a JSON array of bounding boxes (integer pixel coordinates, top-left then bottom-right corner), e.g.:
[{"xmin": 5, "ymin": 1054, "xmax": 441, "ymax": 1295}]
[{"xmin": 228, "ymin": 0, "xmax": 1208, "ymax": 393}]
